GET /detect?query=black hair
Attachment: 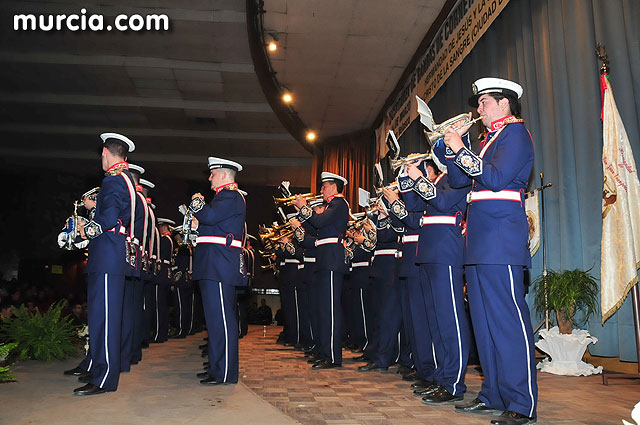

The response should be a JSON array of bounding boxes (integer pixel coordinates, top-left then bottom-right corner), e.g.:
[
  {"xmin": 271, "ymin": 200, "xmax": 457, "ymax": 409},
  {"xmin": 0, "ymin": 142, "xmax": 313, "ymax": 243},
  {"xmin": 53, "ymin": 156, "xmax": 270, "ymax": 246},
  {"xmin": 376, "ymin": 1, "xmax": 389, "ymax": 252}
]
[
  {"xmin": 424, "ymin": 159, "xmax": 440, "ymax": 176},
  {"xmin": 103, "ymin": 140, "xmax": 127, "ymax": 159},
  {"xmin": 488, "ymin": 93, "xmax": 522, "ymax": 118},
  {"xmin": 334, "ymin": 181, "xmax": 344, "ymax": 193}
]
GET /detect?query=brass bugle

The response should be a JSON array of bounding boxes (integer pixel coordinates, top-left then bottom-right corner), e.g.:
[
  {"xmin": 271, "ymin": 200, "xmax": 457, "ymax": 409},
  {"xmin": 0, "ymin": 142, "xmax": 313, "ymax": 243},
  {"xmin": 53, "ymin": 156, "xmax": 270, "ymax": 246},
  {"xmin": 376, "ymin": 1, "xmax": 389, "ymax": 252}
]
[
  {"xmin": 390, "ymin": 153, "xmax": 432, "ymax": 171},
  {"xmin": 425, "ymin": 113, "xmax": 482, "ymax": 147},
  {"xmin": 273, "ymin": 193, "xmax": 322, "ymax": 207},
  {"xmin": 375, "ymin": 181, "xmax": 399, "ymax": 196}
]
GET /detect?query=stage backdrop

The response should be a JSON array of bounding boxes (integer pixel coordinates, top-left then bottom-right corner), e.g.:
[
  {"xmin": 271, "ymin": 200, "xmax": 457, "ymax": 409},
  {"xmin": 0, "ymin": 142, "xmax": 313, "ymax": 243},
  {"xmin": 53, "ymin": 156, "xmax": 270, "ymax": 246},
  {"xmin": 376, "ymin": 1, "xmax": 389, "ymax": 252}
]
[{"xmin": 406, "ymin": 0, "xmax": 639, "ymax": 361}]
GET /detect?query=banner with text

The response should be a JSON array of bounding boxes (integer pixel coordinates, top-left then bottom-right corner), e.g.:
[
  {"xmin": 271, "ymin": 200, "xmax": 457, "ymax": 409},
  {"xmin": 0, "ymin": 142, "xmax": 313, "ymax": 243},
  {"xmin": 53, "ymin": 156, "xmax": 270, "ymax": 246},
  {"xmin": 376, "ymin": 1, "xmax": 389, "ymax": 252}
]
[{"xmin": 376, "ymin": 0, "xmax": 510, "ymax": 159}]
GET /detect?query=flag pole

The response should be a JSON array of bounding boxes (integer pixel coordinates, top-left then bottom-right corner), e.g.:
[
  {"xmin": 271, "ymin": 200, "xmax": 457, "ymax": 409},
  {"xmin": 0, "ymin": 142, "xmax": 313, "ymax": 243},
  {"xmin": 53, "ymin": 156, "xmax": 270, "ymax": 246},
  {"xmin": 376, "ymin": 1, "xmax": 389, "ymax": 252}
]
[
  {"xmin": 596, "ymin": 42, "xmax": 640, "ymax": 385},
  {"xmin": 532, "ymin": 175, "xmax": 553, "ymax": 334}
]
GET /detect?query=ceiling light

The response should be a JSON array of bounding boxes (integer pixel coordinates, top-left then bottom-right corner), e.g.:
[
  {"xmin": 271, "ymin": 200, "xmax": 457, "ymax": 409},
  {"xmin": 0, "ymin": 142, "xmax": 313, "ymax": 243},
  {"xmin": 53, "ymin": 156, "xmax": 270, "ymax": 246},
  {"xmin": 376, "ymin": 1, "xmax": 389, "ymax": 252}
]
[
  {"xmin": 305, "ymin": 131, "xmax": 317, "ymax": 142},
  {"xmin": 282, "ymin": 93, "xmax": 292, "ymax": 103},
  {"xmin": 268, "ymin": 41, "xmax": 277, "ymax": 52}
]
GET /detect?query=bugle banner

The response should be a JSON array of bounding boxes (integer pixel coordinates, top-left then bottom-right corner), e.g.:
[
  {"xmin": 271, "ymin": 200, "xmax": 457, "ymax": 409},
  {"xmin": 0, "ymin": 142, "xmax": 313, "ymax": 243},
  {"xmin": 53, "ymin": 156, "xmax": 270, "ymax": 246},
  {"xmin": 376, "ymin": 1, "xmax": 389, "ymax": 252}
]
[{"xmin": 376, "ymin": 0, "xmax": 510, "ymax": 159}]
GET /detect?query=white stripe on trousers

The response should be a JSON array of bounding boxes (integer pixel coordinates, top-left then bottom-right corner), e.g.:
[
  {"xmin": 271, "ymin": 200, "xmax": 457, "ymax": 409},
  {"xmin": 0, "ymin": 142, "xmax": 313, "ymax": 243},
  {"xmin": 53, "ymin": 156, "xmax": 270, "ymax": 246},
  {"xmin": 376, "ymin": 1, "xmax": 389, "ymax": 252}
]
[
  {"xmin": 294, "ymin": 288, "xmax": 300, "ymax": 344},
  {"xmin": 177, "ymin": 288, "xmax": 183, "ymax": 335},
  {"xmin": 448, "ymin": 265, "xmax": 464, "ymax": 395},
  {"xmin": 188, "ymin": 292, "xmax": 195, "ymax": 334},
  {"xmin": 99, "ymin": 273, "xmax": 110, "ymax": 388},
  {"xmin": 218, "ymin": 282, "xmax": 229, "ymax": 382},
  {"xmin": 87, "ymin": 359, "xmax": 92, "ymax": 371},
  {"xmin": 360, "ymin": 288, "xmax": 368, "ymax": 350},
  {"xmin": 330, "ymin": 271, "xmax": 335, "ymax": 364},
  {"xmin": 154, "ymin": 286, "xmax": 160, "ymax": 341},
  {"xmin": 395, "ymin": 332, "xmax": 401, "ymax": 363},
  {"xmin": 508, "ymin": 265, "xmax": 535, "ymax": 417},
  {"xmin": 432, "ymin": 342, "xmax": 438, "ymax": 369}
]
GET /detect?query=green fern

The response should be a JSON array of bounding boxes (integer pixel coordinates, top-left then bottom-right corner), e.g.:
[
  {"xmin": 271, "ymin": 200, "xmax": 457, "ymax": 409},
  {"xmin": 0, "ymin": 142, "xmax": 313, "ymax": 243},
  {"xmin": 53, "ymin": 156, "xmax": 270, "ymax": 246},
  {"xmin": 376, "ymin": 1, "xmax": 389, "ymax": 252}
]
[
  {"xmin": 0, "ymin": 300, "xmax": 80, "ymax": 362},
  {"xmin": 0, "ymin": 342, "xmax": 18, "ymax": 381}
]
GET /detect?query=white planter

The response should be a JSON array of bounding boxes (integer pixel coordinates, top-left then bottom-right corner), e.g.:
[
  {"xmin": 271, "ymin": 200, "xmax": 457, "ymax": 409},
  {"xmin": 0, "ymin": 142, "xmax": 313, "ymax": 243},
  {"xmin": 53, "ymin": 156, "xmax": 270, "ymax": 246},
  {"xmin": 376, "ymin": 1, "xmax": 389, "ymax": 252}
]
[{"xmin": 535, "ymin": 326, "xmax": 603, "ymax": 376}]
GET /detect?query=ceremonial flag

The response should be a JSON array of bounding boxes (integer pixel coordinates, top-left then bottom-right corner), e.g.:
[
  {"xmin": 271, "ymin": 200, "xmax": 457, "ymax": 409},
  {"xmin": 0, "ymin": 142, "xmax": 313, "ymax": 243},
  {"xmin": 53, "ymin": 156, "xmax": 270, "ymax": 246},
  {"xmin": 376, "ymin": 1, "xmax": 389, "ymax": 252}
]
[
  {"xmin": 600, "ymin": 73, "xmax": 640, "ymax": 323},
  {"xmin": 525, "ymin": 190, "xmax": 540, "ymax": 257}
]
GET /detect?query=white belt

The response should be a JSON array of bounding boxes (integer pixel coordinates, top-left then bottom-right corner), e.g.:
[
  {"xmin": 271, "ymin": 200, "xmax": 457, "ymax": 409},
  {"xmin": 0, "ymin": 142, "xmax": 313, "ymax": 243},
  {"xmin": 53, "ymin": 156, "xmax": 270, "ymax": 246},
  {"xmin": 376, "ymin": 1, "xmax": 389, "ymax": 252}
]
[
  {"xmin": 468, "ymin": 190, "xmax": 522, "ymax": 203},
  {"xmin": 297, "ymin": 264, "xmax": 304, "ymax": 270},
  {"xmin": 351, "ymin": 261, "xmax": 369, "ymax": 268},
  {"xmin": 315, "ymin": 237, "xmax": 340, "ymax": 246},
  {"xmin": 163, "ymin": 260, "xmax": 171, "ymax": 265},
  {"xmin": 284, "ymin": 259, "xmax": 300, "ymax": 264},
  {"xmin": 402, "ymin": 234, "xmax": 419, "ymax": 243},
  {"xmin": 303, "ymin": 257, "xmax": 316, "ymax": 263},
  {"xmin": 374, "ymin": 249, "xmax": 398, "ymax": 256},
  {"xmin": 420, "ymin": 215, "xmax": 458, "ymax": 226},
  {"xmin": 195, "ymin": 235, "xmax": 242, "ymax": 248},
  {"xmin": 396, "ymin": 251, "xmax": 403, "ymax": 258},
  {"xmin": 279, "ymin": 261, "xmax": 285, "ymax": 267},
  {"xmin": 108, "ymin": 226, "xmax": 127, "ymax": 235}
]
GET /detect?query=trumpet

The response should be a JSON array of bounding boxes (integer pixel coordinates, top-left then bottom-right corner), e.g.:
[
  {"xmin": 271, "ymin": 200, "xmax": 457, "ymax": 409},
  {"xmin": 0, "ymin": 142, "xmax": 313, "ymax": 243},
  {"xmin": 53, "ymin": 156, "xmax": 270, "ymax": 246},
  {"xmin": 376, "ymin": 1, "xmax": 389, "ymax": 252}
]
[
  {"xmin": 375, "ymin": 181, "xmax": 399, "ymax": 196},
  {"xmin": 390, "ymin": 153, "xmax": 432, "ymax": 171},
  {"xmin": 58, "ymin": 200, "xmax": 88, "ymax": 250},
  {"xmin": 424, "ymin": 113, "xmax": 482, "ymax": 147},
  {"xmin": 273, "ymin": 193, "xmax": 323, "ymax": 207}
]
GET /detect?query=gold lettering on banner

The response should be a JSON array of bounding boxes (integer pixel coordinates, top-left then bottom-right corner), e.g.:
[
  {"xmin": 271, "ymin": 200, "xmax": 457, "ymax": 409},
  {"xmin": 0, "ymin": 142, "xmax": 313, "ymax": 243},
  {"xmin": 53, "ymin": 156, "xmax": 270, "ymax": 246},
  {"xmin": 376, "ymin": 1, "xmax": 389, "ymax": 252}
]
[{"xmin": 376, "ymin": 0, "xmax": 511, "ymax": 156}]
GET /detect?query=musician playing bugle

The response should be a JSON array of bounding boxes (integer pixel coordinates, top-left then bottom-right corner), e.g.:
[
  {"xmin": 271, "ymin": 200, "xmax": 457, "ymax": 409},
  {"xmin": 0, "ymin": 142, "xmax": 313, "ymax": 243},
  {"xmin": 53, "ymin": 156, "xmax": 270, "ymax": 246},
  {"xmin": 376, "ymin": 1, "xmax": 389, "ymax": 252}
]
[
  {"xmin": 442, "ymin": 78, "xmax": 537, "ymax": 424},
  {"xmin": 291, "ymin": 172, "xmax": 349, "ymax": 369}
]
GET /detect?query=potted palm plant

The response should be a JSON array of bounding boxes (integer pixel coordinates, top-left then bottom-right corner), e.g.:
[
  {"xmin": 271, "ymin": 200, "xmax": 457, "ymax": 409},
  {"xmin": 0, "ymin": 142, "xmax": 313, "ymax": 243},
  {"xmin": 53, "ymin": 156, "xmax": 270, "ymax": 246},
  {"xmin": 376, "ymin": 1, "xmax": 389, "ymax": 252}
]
[{"xmin": 532, "ymin": 268, "xmax": 602, "ymax": 376}]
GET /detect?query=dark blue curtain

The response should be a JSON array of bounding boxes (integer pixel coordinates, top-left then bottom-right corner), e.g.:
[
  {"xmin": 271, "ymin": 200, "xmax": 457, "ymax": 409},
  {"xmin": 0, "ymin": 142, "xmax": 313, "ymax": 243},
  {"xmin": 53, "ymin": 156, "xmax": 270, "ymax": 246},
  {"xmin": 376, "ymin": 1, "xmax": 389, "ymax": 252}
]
[{"xmin": 424, "ymin": 0, "xmax": 640, "ymax": 361}]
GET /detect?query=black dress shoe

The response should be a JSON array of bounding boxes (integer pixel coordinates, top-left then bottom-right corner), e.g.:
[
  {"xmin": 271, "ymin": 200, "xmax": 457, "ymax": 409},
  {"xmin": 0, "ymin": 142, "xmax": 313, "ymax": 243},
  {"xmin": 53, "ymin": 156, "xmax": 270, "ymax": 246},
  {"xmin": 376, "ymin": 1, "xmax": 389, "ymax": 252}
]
[
  {"xmin": 200, "ymin": 376, "xmax": 227, "ymax": 385},
  {"xmin": 307, "ymin": 357, "xmax": 324, "ymax": 364},
  {"xmin": 454, "ymin": 398, "xmax": 501, "ymax": 414},
  {"xmin": 78, "ymin": 374, "xmax": 92, "ymax": 383},
  {"xmin": 198, "ymin": 343, "xmax": 208, "ymax": 350},
  {"xmin": 490, "ymin": 411, "xmax": 536, "ymax": 425},
  {"xmin": 64, "ymin": 366, "xmax": 89, "ymax": 376},
  {"xmin": 413, "ymin": 384, "xmax": 441, "ymax": 397},
  {"xmin": 311, "ymin": 359, "xmax": 341, "ymax": 369},
  {"xmin": 203, "ymin": 362, "xmax": 209, "ymax": 368},
  {"xmin": 350, "ymin": 354, "xmax": 368, "ymax": 362},
  {"xmin": 421, "ymin": 387, "xmax": 463, "ymax": 404},
  {"xmin": 395, "ymin": 364, "xmax": 413, "ymax": 376},
  {"xmin": 73, "ymin": 384, "xmax": 109, "ymax": 396},
  {"xmin": 410, "ymin": 379, "xmax": 433, "ymax": 390},
  {"xmin": 357, "ymin": 362, "xmax": 388, "ymax": 372},
  {"xmin": 306, "ymin": 353, "xmax": 321, "ymax": 361},
  {"xmin": 402, "ymin": 371, "xmax": 418, "ymax": 381},
  {"xmin": 201, "ymin": 351, "xmax": 208, "ymax": 358},
  {"xmin": 197, "ymin": 371, "xmax": 209, "ymax": 379}
]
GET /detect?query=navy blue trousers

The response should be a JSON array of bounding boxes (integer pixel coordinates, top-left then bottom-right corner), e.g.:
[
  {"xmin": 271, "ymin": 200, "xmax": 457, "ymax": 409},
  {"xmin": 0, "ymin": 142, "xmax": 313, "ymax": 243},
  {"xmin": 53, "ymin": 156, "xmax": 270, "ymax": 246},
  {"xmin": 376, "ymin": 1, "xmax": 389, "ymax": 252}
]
[
  {"xmin": 315, "ymin": 270, "xmax": 344, "ymax": 365},
  {"xmin": 142, "ymin": 279, "xmax": 155, "ymax": 343},
  {"xmin": 130, "ymin": 277, "xmax": 144, "ymax": 363},
  {"xmin": 420, "ymin": 264, "xmax": 471, "ymax": 396},
  {"xmin": 402, "ymin": 275, "xmax": 436, "ymax": 381},
  {"xmin": 173, "ymin": 285, "xmax": 194, "ymax": 337},
  {"xmin": 152, "ymin": 283, "xmax": 169, "ymax": 343},
  {"xmin": 120, "ymin": 277, "xmax": 135, "ymax": 372},
  {"xmin": 465, "ymin": 265, "xmax": 537, "ymax": 418},
  {"xmin": 349, "ymin": 268, "xmax": 371, "ymax": 350},
  {"xmin": 199, "ymin": 280, "xmax": 239, "ymax": 383},
  {"xmin": 87, "ymin": 272, "xmax": 124, "ymax": 391}
]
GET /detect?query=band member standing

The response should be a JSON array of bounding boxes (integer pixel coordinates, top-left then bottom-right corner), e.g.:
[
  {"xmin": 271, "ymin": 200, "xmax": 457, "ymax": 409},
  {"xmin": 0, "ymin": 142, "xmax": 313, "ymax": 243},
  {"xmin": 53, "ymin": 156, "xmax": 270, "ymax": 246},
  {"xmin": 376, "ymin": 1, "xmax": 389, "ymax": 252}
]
[
  {"xmin": 139, "ymin": 178, "xmax": 156, "ymax": 346},
  {"xmin": 444, "ymin": 77, "xmax": 537, "ymax": 425},
  {"xmin": 292, "ymin": 172, "xmax": 349, "ymax": 369},
  {"xmin": 190, "ymin": 157, "xmax": 246, "ymax": 385},
  {"xmin": 74, "ymin": 133, "xmax": 135, "ymax": 395},
  {"xmin": 153, "ymin": 218, "xmax": 175, "ymax": 343}
]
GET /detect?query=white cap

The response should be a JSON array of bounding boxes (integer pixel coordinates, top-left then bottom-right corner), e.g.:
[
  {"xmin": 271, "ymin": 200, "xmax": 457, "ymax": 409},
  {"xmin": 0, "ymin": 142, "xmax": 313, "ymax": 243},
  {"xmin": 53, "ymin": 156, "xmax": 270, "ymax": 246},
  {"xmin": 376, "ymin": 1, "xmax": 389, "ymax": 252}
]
[
  {"xmin": 157, "ymin": 218, "xmax": 176, "ymax": 226},
  {"xmin": 139, "ymin": 178, "xmax": 155, "ymax": 189},
  {"xmin": 321, "ymin": 171, "xmax": 348, "ymax": 186},
  {"xmin": 208, "ymin": 157, "xmax": 243, "ymax": 172},
  {"xmin": 469, "ymin": 77, "xmax": 523, "ymax": 107},
  {"xmin": 128, "ymin": 164, "xmax": 145, "ymax": 175},
  {"xmin": 81, "ymin": 187, "xmax": 100, "ymax": 199},
  {"xmin": 100, "ymin": 133, "xmax": 135, "ymax": 153}
]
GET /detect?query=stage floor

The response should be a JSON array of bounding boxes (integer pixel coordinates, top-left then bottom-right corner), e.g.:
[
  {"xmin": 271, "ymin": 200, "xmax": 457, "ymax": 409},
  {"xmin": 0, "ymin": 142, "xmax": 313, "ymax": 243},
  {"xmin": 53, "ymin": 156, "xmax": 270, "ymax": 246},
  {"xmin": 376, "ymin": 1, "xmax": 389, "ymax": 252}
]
[{"xmin": 1, "ymin": 325, "xmax": 637, "ymax": 424}]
